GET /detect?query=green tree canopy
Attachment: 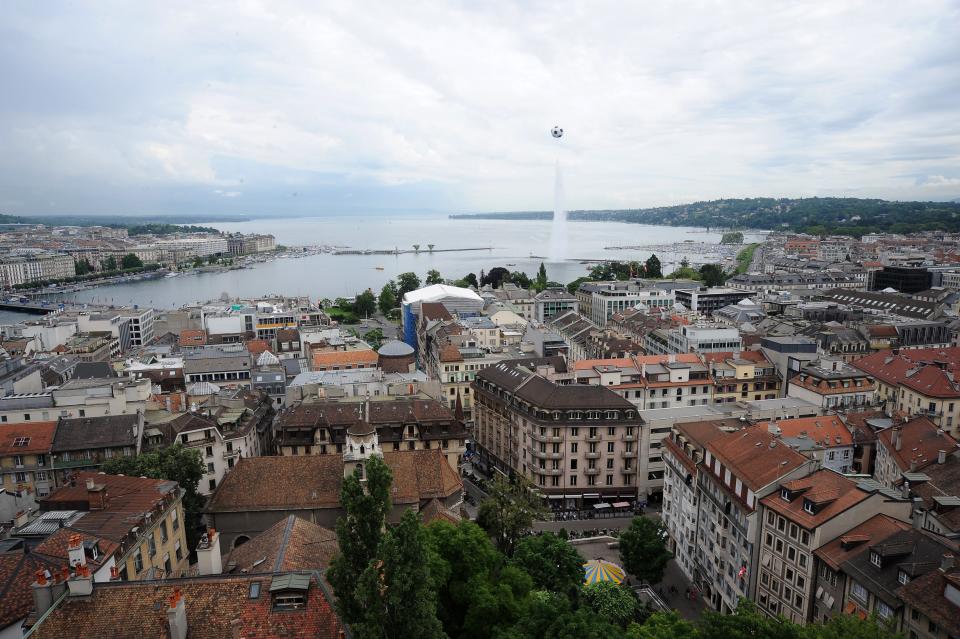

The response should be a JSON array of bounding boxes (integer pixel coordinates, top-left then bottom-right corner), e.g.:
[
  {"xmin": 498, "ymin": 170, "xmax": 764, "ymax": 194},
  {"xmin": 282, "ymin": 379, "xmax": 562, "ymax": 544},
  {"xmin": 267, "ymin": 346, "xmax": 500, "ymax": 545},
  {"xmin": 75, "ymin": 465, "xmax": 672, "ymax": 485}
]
[
  {"xmin": 462, "ymin": 272, "xmax": 479, "ymax": 288},
  {"xmin": 535, "ymin": 262, "xmax": 548, "ymax": 291},
  {"xmin": 510, "ymin": 271, "xmax": 532, "ymax": 289},
  {"xmin": 644, "ymin": 255, "xmax": 662, "ymax": 278},
  {"xmin": 327, "ymin": 456, "xmax": 393, "ymax": 623},
  {"xmin": 618, "ymin": 517, "xmax": 672, "ymax": 585},
  {"xmin": 720, "ymin": 231, "xmax": 744, "ymax": 244},
  {"xmin": 353, "ymin": 509, "xmax": 444, "ymax": 639},
  {"xmin": 102, "ymin": 255, "xmax": 118, "ymax": 271},
  {"xmin": 511, "ymin": 532, "xmax": 584, "ymax": 598},
  {"xmin": 378, "ymin": 281, "xmax": 397, "ymax": 315},
  {"xmin": 581, "ymin": 582, "xmax": 638, "ymax": 628},
  {"xmin": 74, "ymin": 258, "xmax": 92, "ymax": 275},
  {"xmin": 627, "ymin": 611, "xmax": 698, "ymax": 639},
  {"xmin": 396, "ymin": 272, "xmax": 421, "ymax": 299},
  {"xmin": 698, "ymin": 264, "xmax": 727, "ymax": 287},
  {"xmin": 353, "ymin": 289, "xmax": 377, "ymax": 317},
  {"xmin": 102, "ymin": 444, "xmax": 205, "ymax": 548},
  {"xmin": 426, "ymin": 269, "xmax": 443, "ymax": 285},
  {"xmin": 481, "ymin": 266, "xmax": 511, "ymax": 288},
  {"xmin": 477, "ymin": 474, "xmax": 547, "ymax": 557}
]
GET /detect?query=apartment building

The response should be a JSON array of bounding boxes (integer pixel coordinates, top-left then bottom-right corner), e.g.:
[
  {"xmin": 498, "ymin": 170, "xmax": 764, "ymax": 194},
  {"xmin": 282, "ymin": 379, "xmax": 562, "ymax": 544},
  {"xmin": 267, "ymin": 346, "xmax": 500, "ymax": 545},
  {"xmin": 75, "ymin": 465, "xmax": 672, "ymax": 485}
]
[
  {"xmin": 873, "ymin": 418, "xmax": 959, "ymax": 488},
  {"xmin": 0, "ymin": 421, "xmax": 56, "ymax": 499},
  {"xmin": 0, "ymin": 252, "xmax": 75, "ymax": 287},
  {"xmin": 812, "ymin": 514, "xmax": 912, "ymax": 622},
  {"xmin": 183, "ymin": 346, "xmax": 253, "ymax": 386},
  {"xmin": 853, "ymin": 348, "xmax": 960, "ymax": 437},
  {"xmin": 705, "ymin": 351, "xmax": 781, "ymax": 403},
  {"xmin": 33, "ymin": 471, "xmax": 188, "ymax": 582},
  {"xmin": 897, "ymin": 554, "xmax": 960, "ymax": 639},
  {"xmin": 694, "ymin": 427, "xmax": 815, "ymax": 613},
  {"xmin": 49, "ymin": 414, "xmax": 144, "ymax": 484},
  {"xmin": 664, "ymin": 323, "xmax": 743, "ymax": 355},
  {"xmin": 755, "ymin": 470, "xmax": 911, "ymax": 623},
  {"xmin": 76, "ymin": 312, "xmax": 132, "ymax": 355},
  {"xmin": 761, "ymin": 416, "xmax": 856, "ymax": 474},
  {"xmin": 577, "ymin": 281, "xmax": 676, "ymax": 326},
  {"xmin": 473, "ymin": 358, "xmax": 644, "ymax": 509},
  {"xmin": 153, "ymin": 236, "xmax": 228, "ymax": 258},
  {"xmin": 274, "ymin": 396, "xmax": 466, "ymax": 471},
  {"xmin": 661, "ymin": 418, "xmax": 743, "ymax": 582},
  {"xmin": 786, "ymin": 358, "xmax": 877, "ymax": 410},
  {"xmin": 574, "ymin": 354, "xmax": 713, "ymax": 411},
  {"xmin": 116, "ymin": 307, "xmax": 155, "ymax": 347}
]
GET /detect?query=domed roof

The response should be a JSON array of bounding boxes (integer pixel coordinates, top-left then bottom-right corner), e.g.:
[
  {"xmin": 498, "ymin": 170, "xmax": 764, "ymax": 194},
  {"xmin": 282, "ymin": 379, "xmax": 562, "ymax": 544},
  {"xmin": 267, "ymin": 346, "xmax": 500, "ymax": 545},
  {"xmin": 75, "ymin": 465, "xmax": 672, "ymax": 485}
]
[
  {"xmin": 378, "ymin": 340, "xmax": 414, "ymax": 357},
  {"xmin": 256, "ymin": 350, "xmax": 281, "ymax": 367},
  {"xmin": 188, "ymin": 381, "xmax": 221, "ymax": 396}
]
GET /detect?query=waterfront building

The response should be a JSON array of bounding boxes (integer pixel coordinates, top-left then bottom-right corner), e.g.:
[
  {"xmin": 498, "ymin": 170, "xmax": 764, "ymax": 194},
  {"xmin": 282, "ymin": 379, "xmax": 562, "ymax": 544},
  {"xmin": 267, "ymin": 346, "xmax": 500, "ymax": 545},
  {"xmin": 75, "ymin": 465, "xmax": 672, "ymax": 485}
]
[
  {"xmin": 576, "ymin": 281, "xmax": 675, "ymax": 327},
  {"xmin": 153, "ymin": 236, "xmax": 228, "ymax": 259},
  {"xmin": 534, "ymin": 288, "xmax": 580, "ymax": 322},
  {"xmin": 401, "ymin": 284, "xmax": 484, "ymax": 351},
  {"xmin": 674, "ymin": 287, "xmax": 753, "ymax": 317},
  {"xmin": 0, "ymin": 252, "xmax": 75, "ymax": 287}
]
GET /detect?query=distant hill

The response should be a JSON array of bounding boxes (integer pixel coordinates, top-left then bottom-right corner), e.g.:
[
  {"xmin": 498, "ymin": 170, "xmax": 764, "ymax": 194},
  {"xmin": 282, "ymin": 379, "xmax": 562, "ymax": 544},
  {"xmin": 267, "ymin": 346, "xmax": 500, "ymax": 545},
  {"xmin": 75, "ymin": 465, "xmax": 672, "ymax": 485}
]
[{"xmin": 450, "ymin": 197, "xmax": 960, "ymax": 237}]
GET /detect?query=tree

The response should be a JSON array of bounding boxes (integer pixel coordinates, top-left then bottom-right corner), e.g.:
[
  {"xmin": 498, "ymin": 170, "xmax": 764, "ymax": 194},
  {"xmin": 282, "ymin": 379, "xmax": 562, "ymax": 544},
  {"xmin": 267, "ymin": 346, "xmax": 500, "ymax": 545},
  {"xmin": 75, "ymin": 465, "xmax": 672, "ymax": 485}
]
[
  {"xmin": 363, "ymin": 328, "xmax": 385, "ymax": 350},
  {"xmin": 206, "ymin": 253, "xmax": 218, "ymax": 264},
  {"xmin": 805, "ymin": 613, "xmax": 903, "ymax": 639},
  {"xmin": 426, "ymin": 269, "xmax": 443, "ymax": 285},
  {"xmin": 535, "ymin": 262, "xmax": 549, "ymax": 291},
  {"xmin": 74, "ymin": 258, "xmax": 92, "ymax": 275},
  {"xmin": 462, "ymin": 272, "xmax": 479, "ymax": 288},
  {"xmin": 396, "ymin": 272, "xmax": 421, "ymax": 299},
  {"xmin": 567, "ymin": 276, "xmax": 592, "ymax": 295},
  {"xmin": 102, "ymin": 444, "xmax": 206, "ymax": 549},
  {"xmin": 581, "ymin": 582, "xmax": 639, "ymax": 628},
  {"xmin": 627, "ymin": 611, "xmax": 698, "ymax": 639},
  {"xmin": 192, "ymin": 256, "xmax": 204, "ymax": 268},
  {"xmin": 481, "ymin": 266, "xmax": 510, "ymax": 288},
  {"xmin": 102, "ymin": 255, "xmax": 118, "ymax": 271},
  {"xmin": 720, "ymin": 231, "xmax": 744, "ymax": 244},
  {"xmin": 698, "ymin": 599, "xmax": 801, "ymax": 639},
  {"xmin": 618, "ymin": 517, "xmax": 672, "ymax": 585},
  {"xmin": 378, "ymin": 282, "xmax": 397, "ymax": 315},
  {"xmin": 476, "ymin": 474, "xmax": 547, "ymax": 556},
  {"xmin": 353, "ymin": 509, "xmax": 444, "ymax": 639},
  {"xmin": 327, "ymin": 456, "xmax": 393, "ymax": 624},
  {"xmin": 644, "ymin": 255, "xmax": 662, "ymax": 279},
  {"xmin": 510, "ymin": 271, "xmax": 532, "ymax": 289},
  {"xmin": 120, "ymin": 253, "xmax": 143, "ymax": 269},
  {"xmin": 699, "ymin": 264, "xmax": 727, "ymax": 287},
  {"xmin": 354, "ymin": 289, "xmax": 377, "ymax": 317},
  {"xmin": 511, "ymin": 532, "xmax": 584, "ymax": 598}
]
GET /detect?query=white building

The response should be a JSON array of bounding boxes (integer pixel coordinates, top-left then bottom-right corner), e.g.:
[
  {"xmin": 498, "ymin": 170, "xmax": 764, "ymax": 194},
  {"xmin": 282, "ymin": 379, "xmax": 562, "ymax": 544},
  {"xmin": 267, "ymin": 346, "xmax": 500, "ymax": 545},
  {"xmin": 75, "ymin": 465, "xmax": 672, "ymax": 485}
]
[
  {"xmin": 666, "ymin": 323, "xmax": 744, "ymax": 355},
  {"xmin": 154, "ymin": 236, "xmax": 228, "ymax": 258}
]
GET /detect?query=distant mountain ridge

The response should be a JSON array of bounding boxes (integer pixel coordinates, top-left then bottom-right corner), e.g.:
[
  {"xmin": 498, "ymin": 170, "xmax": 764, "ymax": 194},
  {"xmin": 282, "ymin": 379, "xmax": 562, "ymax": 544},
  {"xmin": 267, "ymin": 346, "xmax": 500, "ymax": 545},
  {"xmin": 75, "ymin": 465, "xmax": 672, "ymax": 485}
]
[{"xmin": 450, "ymin": 197, "xmax": 960, "ymax": 237}]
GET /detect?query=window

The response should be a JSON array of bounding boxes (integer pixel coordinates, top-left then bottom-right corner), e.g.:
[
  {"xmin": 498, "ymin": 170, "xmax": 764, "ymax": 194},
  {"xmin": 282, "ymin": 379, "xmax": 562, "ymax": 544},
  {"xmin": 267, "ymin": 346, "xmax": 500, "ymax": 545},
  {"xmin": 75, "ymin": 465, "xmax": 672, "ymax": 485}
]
[
  {"xmin": 570, "ymin": 459, "xmax": 577, "ymax": 470},
  {"xmin": 607, "ymin": 443, "xmax": 614, "ymax": 453},
  {"xmin": 207, "ymin": 462, "xmax": 215, "ymax": 473},
  {"xmin": 14, "ymin": 472, "xmax": 27, "ymax": 483},
  {"xmin": 897, "ymin": 570, "xmax": 909, "ymax": 585},
  {"xmin": 803, "ymin": 500, "xmax": 815, "ymax": 515},
  {"xmin": 172, "ymin": 509, "xmax": 179, "ymax": 531},
  {"xmin": 12, "ymin": 437, "xmax": 30, "ymax": 447},
  {"xmin": 148, "ymin": 534, "xmax": 157, "ymax": 557},
  {"xmin": 876, "ymin": 600, "xmax": 893, "ymax": 619},
  {"xmin": 850, "ymin": 580, "xmax": 867, "ymax": 603},
  {"xmin": 206, "ymin": 446, "xmax": 213, "ymax": 457},
  {"xmin": 134, "ymin": 549, "xmax": 143, "ymax": 573},
  {"xmin": 569, "ymin": 475, "xmax": 577, "ymax": 486},
  {"xmin": 870, "ymin": 552, "xmax": 881, "ymax": 568},
  {"xmin": 571, "ymin": 443, "xmax": 578, "ymax": 453},
  {"xmin": 36, "ymin": 471, "xmax": 47, "ymax": 481},
  {"xmin": 249, "ymin": 582, "xmax": 261, "ymax": 599},
  {"xmin": 209, "ymin": 479, "xmax": 216, "ymax": 491}
]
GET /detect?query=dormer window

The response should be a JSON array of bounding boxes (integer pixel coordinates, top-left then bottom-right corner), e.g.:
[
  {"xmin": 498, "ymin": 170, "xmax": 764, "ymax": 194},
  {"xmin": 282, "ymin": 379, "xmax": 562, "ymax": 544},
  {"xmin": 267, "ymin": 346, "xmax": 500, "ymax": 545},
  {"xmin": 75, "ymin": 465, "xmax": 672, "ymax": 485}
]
[
  {"xmin": 802, "ymin": 499, "xmax": 815, "ymax": 515},
  {"xmin": 605, "ymin": 411, "xmax": 618, "ymax": 420},
  {"xmin": 870, "ymin": 551, "xmax": 882, "ymax": 568},
  {"xmin": 781, "ymin": 488, "xmax": 792, "ymax": 502},
  {"xmin": 897, "ymin": 569, "xmax": 909, "ymax": 584},
  {"xmin": 553, "ymin": 411, "xmax": 562, "ymax": 420},
  {"xmin": 270, "ymin": 574, "xmax": 310, "ymax": 610}
]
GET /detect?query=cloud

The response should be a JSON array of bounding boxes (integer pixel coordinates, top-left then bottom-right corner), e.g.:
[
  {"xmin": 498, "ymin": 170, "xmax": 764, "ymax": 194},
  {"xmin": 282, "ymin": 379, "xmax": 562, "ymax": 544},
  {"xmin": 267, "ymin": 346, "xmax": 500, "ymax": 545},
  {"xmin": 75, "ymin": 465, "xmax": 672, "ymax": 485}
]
[
  {"xmin": 0, "ymin": 0, "xmax": 958, "ymax": 215},
  {"xmin": 920, "ymin": 175, "xmax": 960, "ymax": 187}
]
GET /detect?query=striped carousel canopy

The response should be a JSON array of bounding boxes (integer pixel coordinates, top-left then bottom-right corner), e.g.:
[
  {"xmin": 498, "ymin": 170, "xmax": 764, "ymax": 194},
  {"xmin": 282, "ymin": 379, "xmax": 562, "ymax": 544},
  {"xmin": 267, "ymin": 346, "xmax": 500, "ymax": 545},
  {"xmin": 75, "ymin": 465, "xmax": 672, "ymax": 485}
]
[{"xmin": 582, "ymin": 559, "xmax": 625, "ymax": 585}]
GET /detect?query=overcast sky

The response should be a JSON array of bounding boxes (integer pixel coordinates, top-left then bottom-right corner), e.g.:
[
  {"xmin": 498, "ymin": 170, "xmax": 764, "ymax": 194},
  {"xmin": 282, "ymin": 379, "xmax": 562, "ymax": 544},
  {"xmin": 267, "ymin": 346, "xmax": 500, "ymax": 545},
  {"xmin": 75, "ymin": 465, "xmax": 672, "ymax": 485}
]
[{"xmin": 2, "ymin": 1, "xmax": 959, "ymax": 217}]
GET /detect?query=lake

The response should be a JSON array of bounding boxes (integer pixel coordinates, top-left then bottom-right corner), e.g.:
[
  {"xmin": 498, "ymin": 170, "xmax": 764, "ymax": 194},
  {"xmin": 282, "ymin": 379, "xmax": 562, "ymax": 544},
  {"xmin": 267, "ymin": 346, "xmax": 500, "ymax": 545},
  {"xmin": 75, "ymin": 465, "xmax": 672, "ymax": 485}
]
[{"xmin": 2, "ymin": 215, "xmax": 763, "ymax": 320}]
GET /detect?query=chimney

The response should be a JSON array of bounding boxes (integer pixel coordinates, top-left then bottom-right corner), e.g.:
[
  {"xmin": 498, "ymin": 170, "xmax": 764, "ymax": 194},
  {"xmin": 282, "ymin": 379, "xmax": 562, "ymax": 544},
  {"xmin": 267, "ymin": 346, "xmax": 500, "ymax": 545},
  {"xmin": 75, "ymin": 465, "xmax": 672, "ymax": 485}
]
[
  {"xmin": 85, "ymin": 478, "xmax": 95, "ymax": 491},
  {"xmin": 167, "ymin": 588, "xmax": 188, "ymax": 639},
  {"xmin": 86, "ymin": 482, "xmax": 108, "ymax": 511},
  {"xmin": 109, "ymin": 565, "xmax": 121, "ymax": 581},
  {"xmin": 67, "ymin": 564, "xmax": 93, "ymax": 597},
  {"xmin": 901, "ymin": 482, "xmax": 910, "ymax": 500},
  {"xmin": 67, "ymin": 534, "xmax": 86, "ymax": 568},
  {"xmin": 196, "ymin": 528, "xmax": 222, "ymax": 576},
  {"xmin": 31, "ymin": 570, "xmax": 54, "ymax": 617},
  {"xmin": 893, "ymin": 426, "xmax": 902, "ymax": 451},
  {"xmin": 938, "ymin": 450, "xmax": 947, "ymax": 464},
  {"xmin": 941, "ymin": 553, "xmax": 955, "ymax": 573},
  {"xmin": 51, "ymin": 567, "xmax": 68, "ymax": 601},
  {"xmin": 14, "ymin": 510, "xmax": 29, "ymax": 528},
  {"xmin": 165, "ymin": 396, "xmax": 172, "ymax": 412}
]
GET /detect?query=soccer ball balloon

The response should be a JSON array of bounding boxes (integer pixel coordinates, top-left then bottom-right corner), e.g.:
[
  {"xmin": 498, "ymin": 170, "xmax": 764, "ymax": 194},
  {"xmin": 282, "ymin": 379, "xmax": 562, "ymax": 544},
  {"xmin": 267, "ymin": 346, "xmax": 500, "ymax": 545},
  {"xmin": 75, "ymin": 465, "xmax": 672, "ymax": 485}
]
[{"xmin": 551, "ymin": 126, "xmax": 563, "ymax": 138}]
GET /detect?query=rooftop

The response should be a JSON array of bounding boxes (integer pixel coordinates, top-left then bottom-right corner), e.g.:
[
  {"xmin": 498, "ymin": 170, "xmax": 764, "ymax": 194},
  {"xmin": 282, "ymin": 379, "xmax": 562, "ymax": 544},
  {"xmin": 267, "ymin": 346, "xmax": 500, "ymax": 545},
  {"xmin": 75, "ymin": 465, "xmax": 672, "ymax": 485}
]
[
  {"xmin": 761, "ymin": 469, "xmax": 871, "ymax": 529},
  {"xmin": 0, "ymin": 421, "xmax": 57, "ymax": 456},
  {"xmin": 706, "ymin": 426, "xmax": 809, "ymax": 492},
  {"xmin": 225, "ymin": 515, "xmax": 338, "ymax": 574},
  {"xmin": 876, "ymin": 417, "xmax": 959, "ymax": 474}
]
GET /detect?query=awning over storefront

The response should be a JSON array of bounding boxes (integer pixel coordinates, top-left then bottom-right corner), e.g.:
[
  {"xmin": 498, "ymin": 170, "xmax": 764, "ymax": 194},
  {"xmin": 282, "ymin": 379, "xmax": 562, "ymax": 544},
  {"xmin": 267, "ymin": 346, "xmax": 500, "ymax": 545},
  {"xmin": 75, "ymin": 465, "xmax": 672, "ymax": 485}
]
[
  {"xmin": 564, "ymin": 494, "xmax": 582, "ymax": 499},
  {"xmin": 548, "ymin": 495, "xmax": 564, "ymax": 499},
  {"xmin": 593, "ymin": 503, "xmax": 611, "ymax": 510},
  {"xmin": 583, "ymin": 493, "xmax": 601, "ymax": 499},
  {"xmin": 612, "ymin": 501, "xmax": 631, "ymax": 508}
]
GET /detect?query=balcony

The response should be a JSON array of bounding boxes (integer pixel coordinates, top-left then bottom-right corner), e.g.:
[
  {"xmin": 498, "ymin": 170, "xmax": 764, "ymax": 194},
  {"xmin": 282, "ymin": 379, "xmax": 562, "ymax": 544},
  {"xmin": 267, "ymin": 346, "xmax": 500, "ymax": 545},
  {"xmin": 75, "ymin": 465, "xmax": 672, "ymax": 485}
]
[
  {"xmin": 530, "ymin": 432, "xmax": 563, "ymax": 444},
  {"xmin": 223, "ymin": 449, "xmax": 240, "ymax": 459},
  {"xmin": 537, "ymin": 468, "xmax": 563, "ymax": 476},
  {"xmin": 621, "ymin": 434, "xmax": 636, "ymax": 442},
  {"xmin": 531, "ymin": 450, "xmax": 563, "ymax": 460},
  {"xmin": 584, "ymin": 452, "xmax": 601, "ymax": 459},
  {"xmin": 620, "ymin": 450, "xmax": 636, "ymax": 459},
  {"xmin": 621, "ymin": 466, "xmax": 636, "ymax": 474},
  {"xmin": 584, "ymin": 467, "xmax": 600, "ymax": 475}
]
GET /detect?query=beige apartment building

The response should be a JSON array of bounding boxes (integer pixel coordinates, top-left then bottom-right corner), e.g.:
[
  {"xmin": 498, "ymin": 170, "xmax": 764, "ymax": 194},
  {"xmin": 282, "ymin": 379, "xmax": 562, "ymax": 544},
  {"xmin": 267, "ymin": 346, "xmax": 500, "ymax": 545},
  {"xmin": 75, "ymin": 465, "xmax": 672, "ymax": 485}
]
[{"xmin": 474, "ymin": 357, "xmax": 644, "ymax": 510}]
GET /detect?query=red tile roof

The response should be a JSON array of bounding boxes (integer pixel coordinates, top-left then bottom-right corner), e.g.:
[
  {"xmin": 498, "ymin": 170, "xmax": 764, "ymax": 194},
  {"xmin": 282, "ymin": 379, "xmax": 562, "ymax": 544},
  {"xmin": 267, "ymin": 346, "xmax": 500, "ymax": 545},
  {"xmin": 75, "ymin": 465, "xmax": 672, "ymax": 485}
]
[
  {"xmin": 814, "ymin": 513, "xmax": 911, "ymax": 570},
  {"xmin": 311, "ymin": 349, "xmax": 378, "ymax": 370},
  {"xmin": 853, "ymin": 348, "xmax": 960, "ymax": 398},
  {"xmin": 760, "ymin": 469, "xmax": 870, "ymax": 529},
  {"xmin": 245, "ymin": 339, "xmax": 271, "ymax": 356},
  {"xmin": 706, "ymin": 426, "xmax": 809, "ymax": 492},
  {"xmin": 896, "ymin": 564, "xmax": 960, "ymax": 637},
  {"xmin": 32, "ymin": 528, "xmax": 120, "ymax": 572},
  {"xmin": 876, "ymin": 417, "xmax": 959, "ymax": 473},
  {"xmin": 0, "ymin": 550, "xmax": 58, "ymax": 630},
  {"xmin": 28, "ymin": 573, "xmax": 345, "ymax": 639},
  {"xmin": 0, "ymin": 422, "xmax": 58, "ymax": 456},
  {"xmin": 225, "ymin": 515, "xmax": 338, "ymax": 574},
  {"xmin": 179, "ymin": 329, "xmax": 207, "ymax": 346},
  {"xmin": 759, "ymin": 415, "xmax": 853, "ymax": 447}
]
